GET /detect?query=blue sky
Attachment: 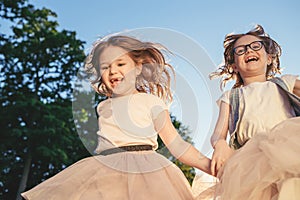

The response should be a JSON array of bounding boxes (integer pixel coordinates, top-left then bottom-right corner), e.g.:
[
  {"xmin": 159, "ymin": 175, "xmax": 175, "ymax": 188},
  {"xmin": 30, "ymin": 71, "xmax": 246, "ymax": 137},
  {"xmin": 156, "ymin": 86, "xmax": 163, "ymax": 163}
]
[
  {"xmin": 28, "ymin": 0, "xmax": 299, "ymax": 75},
  {"xmin": 2, "ymin": 0, "xmax": 299, "ymax": 155}
]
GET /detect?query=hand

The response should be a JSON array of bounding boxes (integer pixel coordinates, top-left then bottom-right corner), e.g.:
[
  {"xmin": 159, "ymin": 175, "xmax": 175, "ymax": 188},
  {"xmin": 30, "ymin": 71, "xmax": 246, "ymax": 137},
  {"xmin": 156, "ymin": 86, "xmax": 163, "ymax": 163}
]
[{"xmin": 211, "ymin": 140, "xmax": 234, "ymax": 176}]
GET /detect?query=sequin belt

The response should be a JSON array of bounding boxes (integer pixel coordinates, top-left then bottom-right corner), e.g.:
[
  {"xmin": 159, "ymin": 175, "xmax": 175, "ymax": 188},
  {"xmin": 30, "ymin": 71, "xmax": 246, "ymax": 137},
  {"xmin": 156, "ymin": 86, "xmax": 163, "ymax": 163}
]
[{"xmin": 99, "ymin": 145, "xmax": 153, "ymax": 156}]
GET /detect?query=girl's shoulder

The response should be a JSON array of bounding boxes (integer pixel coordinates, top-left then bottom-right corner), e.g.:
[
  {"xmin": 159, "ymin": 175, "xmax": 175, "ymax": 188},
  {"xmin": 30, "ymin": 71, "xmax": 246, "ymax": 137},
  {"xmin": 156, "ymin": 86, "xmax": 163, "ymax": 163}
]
[
  {"xmin": 96, "ymin": 98, "xmax": 110, "ymax": 114},
  {"xmin": 137, "ymin": 93, "xmax": 169, "ymax": 108},
  {"xmin": 280, "ymin": 74, "xmax": 299, "ymax": 92},
  {"xmin": 281, "ymin": 74, "xmax": 298, "ymax": 81},
  {"xmin": 216, "ymin": 89, "xmax": 231, "ymax": 106}
]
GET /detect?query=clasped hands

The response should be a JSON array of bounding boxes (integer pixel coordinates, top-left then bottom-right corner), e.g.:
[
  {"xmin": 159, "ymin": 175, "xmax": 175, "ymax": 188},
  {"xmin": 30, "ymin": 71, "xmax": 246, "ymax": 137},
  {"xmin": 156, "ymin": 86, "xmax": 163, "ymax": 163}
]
[{"xmin": 211, "ymin": 139, "xmax": 235, "ymax": 177}]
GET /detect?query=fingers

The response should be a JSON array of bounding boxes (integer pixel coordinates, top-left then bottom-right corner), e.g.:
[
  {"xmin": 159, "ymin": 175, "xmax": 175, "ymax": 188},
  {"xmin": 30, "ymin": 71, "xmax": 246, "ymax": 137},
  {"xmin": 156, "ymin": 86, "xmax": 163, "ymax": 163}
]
[
  {"xmin": 211, "ymin": 158, "xmax": 225, "ymax": 176},
  {"xmin": 216, "ymin": 159, "xmax": 225, "ymax": 173},
  {"xmin": 211, "ymin": 159, "xmax": 216, "ymax": 176}
]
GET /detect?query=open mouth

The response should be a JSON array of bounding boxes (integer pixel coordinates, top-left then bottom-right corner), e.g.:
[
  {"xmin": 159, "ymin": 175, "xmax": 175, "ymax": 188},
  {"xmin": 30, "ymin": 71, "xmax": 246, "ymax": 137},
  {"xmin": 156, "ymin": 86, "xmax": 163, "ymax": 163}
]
[
  {"xmin": 245, "ymin": 56, "xmax": 259, "ymax": 63},
  {"xmin": 110, "ymin": 77, "xmax": 123, "ymax": 87}
]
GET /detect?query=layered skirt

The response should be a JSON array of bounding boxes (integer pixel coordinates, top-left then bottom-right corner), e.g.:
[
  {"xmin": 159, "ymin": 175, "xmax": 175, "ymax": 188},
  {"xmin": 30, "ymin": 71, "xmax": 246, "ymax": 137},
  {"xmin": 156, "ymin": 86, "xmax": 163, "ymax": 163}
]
[
  {"xmin": 215, "ymin": 117, "xmax": 300, "ymax": 200},
  {"xmin": 22, "ymin": 150, "xmax": 196, "ymax": 200}
]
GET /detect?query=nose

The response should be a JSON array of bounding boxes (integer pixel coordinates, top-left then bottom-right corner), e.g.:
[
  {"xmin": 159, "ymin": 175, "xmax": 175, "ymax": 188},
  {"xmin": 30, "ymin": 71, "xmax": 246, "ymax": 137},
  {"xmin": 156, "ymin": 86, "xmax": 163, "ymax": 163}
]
[
  {"xmin": 245, "ymin": 44, "xmax": 253, "ymax": 53},
  {"xmin": 109, "ymin": 64, "xmax": 118, "ymax": 74}
]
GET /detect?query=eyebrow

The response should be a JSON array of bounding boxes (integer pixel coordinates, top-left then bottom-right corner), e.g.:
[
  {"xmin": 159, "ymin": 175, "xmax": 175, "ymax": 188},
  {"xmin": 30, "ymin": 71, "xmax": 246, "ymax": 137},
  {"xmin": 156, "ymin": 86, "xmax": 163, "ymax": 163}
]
[
  {"xmin": 100, "ymin": 58, "xmax": 124, "ymax": 66},
  {"xmin": 234, "ymin": 40, "xmax": 262, "ymax": 47}
]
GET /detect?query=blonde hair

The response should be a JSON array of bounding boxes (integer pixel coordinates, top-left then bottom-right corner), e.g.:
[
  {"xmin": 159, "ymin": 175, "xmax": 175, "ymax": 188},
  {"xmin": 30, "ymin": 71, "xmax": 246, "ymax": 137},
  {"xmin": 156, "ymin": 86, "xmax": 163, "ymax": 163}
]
[
  {"xmin": 210, "ymin": 24, "xmax": 282, "ymax": 89},
  {"xmin": 84, "ymin": 35, "xmax": 175, "ymax": 103}
]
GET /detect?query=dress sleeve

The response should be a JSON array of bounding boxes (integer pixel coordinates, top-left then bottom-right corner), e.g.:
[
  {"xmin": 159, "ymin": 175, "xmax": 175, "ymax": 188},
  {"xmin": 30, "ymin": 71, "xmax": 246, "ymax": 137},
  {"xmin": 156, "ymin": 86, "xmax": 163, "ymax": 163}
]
[
  {"xmin": 148, "ymin": 95, "xmax": 169, "ymax": 120},
  {"xmin": 281, "ymin": 74, "xmax": 299, "ymax": 93},
  {"xmin": 216, "ymin": 90, "xmax": 230, "ymax": 107}
]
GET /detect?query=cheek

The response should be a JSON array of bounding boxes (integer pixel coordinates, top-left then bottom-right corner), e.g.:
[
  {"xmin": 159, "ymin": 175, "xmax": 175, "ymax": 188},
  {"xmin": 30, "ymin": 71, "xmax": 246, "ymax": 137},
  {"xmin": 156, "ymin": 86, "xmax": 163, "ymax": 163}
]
[
  {"xmin": 122, "ymin": 66, "xmax": 137, "ymax": 76},
  {"xmin": 100, "ymin": 71, "xmax": 109, "ymax": 83},
  {"xmin": 234, "ymin": 56, "xmax": 242, "ymax": 66},
  {"xmin": 259, "ymin": 48, "xmax": 269, "ymax": 58}
]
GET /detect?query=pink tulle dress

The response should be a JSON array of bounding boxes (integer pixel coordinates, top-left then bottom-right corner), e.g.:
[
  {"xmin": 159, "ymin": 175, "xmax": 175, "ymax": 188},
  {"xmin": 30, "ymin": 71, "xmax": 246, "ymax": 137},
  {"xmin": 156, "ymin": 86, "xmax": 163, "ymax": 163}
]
[
  {"xmin": 215, "ymin": 75, "xmax": 300, "ymax": 200},
  {"xmin": 22, "ymin": 93, "xmax": 198, "ymax": 200}
]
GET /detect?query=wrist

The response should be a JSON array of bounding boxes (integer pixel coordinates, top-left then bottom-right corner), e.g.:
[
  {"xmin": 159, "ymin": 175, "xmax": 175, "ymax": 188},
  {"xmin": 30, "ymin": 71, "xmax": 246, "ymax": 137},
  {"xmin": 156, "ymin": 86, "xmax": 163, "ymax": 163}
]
[{"xmin": 212, "ymin": 139, "xmax": 226, "ymax": 149}]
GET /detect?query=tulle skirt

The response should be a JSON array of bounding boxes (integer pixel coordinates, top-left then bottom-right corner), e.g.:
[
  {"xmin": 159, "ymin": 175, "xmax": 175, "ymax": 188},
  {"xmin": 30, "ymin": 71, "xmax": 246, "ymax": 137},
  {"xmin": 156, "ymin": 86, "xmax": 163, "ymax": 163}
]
[
  {"xmin": 215, "ymin": 117, "xmax": 300, "ymax": 200},
  {"xmin": 192, "ymin": 172, "xmax": 217, "ymax": 200},
  {"xmin": 21, "ymin": 150, "xmax": 196, "ymax": 200}
]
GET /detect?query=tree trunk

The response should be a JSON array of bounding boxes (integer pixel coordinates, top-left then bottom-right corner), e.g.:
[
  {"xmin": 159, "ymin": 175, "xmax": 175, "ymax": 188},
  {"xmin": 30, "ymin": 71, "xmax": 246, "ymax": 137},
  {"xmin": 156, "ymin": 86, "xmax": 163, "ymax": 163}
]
[{"xmin": 16, "ymin": 152, "xmax": 32, "ymax": 200}]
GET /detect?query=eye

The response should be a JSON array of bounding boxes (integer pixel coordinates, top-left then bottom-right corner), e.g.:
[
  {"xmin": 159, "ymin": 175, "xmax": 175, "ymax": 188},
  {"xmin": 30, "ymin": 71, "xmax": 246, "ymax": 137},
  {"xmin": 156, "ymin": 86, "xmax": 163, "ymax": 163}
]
[
  {"xmin": 234, "ymin": 46, "xmax": 245, "ymax": 55},
  {"xmin": 100, "ymin": 66, "xmax": 109, "ymax": 71},
  {"xmin": 251, "ymin": 41, "xmax": 262, "ymax": 50},
  {"xmin": 237, "ymin": 48, "xmax": 244, "ymax": 54},
  {"xmin": 117, "ymin": 63, "xmax": 125, "ymax": 67}
]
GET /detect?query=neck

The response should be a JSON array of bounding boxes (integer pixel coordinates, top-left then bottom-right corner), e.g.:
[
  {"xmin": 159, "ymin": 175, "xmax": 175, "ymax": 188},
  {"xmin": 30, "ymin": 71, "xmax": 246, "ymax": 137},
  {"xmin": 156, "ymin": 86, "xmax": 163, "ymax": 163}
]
[
  {"xmin": 111, "ymin": 89, "xmax": 139, "ymax": 98},
  {"xmin": 242, "ymin": 74, "xmax": 267, "ymax": 86}
]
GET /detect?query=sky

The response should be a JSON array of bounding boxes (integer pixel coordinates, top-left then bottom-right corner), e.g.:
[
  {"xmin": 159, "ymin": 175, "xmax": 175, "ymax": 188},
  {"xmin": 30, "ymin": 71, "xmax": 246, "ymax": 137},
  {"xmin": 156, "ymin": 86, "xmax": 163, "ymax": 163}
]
[{"xmin": 2, "ymin": 0, "xmax": 300, "ymax": 157}]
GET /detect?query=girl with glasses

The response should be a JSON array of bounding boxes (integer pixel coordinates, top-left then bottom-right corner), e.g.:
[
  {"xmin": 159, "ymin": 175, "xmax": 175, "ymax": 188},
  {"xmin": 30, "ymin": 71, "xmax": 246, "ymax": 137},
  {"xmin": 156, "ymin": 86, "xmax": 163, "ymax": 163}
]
[{"xmin": 209, "ymin": 24, "xmax": 300, "ymax": 199}]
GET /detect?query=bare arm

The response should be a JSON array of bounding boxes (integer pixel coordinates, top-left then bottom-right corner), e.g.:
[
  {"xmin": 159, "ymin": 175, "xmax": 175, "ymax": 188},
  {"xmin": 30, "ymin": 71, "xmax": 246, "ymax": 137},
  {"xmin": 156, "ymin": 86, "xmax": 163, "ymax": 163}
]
[
  {"xmin": 155, "ymin": 111, "xmax": 212, "ymax": 175},
  {"xmin": 210, "ymin": 101, "xmax": 230, "ymax": 147},
  {"xmin": 293, "ymin": 79, "xmax": 300, "ymax": 97},
  {"xmin": 210, "ymin": 101, "xmax": 234, "ymax": 176}
]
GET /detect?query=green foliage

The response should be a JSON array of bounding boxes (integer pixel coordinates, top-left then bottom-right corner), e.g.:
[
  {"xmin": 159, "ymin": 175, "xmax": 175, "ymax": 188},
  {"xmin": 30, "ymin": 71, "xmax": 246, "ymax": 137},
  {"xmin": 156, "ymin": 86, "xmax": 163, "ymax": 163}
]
[
  {"xmin": 0, "ymin": 0, "xmax": 88, "ymax": 199},
  {"xmin": 0, "ymin": 1, "xmax": 196, "ymax": 199}
]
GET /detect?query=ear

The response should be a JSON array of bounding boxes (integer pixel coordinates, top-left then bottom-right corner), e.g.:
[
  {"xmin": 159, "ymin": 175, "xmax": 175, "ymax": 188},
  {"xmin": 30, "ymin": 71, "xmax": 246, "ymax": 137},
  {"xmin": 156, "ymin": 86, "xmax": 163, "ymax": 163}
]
[
  {"xmin": 267, "ymin": 55, "xmax": 272, "ymax": 65},
  {"xmin": 136, "ymin": 63, "xmax": 142, "ymax": 75},
  {"xmin": 231, "ymin": 64, "xmax": 238, "ymax": 73}
]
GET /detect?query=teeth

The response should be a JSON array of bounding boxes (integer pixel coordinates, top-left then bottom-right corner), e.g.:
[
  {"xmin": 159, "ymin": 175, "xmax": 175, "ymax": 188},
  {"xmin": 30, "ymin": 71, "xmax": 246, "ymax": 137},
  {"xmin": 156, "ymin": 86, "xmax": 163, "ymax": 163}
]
[
  {"xmin": 110, "ymin": 78, "xmax": 122, "ymax": 83},
  {"xmin": 245, "ymin": 56, "xmax": 258, "ymax": 63}
]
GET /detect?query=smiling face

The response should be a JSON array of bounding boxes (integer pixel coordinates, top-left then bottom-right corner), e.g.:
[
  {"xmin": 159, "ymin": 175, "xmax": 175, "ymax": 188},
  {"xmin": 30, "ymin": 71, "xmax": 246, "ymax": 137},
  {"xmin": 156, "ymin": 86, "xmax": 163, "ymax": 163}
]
[
  {"xmin": 99, "ymin": 45, "xmax": 141, "ymax": 97},
  {"xmin": 233, "ymin": 35, "xmax": 272, "ymax": 82}
]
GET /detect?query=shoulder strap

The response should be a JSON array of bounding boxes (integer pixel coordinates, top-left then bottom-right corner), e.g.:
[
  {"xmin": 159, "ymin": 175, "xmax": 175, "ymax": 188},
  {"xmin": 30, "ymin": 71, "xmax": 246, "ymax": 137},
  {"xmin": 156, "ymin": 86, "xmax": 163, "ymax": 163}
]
[
  {"xmin": 270, "ymin": 77, "xmax": 300, "ymax": 116},
  {"xmin": 229, "ymin": 88, "xmax": 243, "ymax": 149},
  {"xmin": 229, "ymin": 88, "xmax": 240, "ymax": 134},
  {"xmin": 269, "ymin": 77, "xmax": 289, "ymax": 91}
]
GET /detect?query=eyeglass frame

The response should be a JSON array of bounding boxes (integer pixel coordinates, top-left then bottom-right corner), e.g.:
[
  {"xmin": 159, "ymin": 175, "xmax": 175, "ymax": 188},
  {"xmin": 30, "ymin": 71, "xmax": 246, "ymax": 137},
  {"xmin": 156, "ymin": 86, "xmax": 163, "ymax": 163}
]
[{"xmin": 233, "ymin": 41, "xmax": 265, "ymax": 56}]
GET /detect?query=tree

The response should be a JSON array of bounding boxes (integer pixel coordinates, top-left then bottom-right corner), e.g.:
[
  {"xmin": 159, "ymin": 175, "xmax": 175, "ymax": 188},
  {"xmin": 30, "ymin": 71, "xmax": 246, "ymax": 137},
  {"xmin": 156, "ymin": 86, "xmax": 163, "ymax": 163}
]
[
  {"xmin": 0, "ymin": 1, "xmax": 195, "ymax": 199},
  {"xmin": 0, "ymin": 0, "xmax": 87, "ymax": 199}
]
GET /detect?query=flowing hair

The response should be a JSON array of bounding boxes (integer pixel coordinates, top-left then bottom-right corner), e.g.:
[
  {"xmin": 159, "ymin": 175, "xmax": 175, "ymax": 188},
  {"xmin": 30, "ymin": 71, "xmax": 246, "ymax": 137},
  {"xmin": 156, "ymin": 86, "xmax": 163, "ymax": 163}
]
[
  {"xmin": 84, "ymin": 35, "xmax": 175, "ymax": 103},
  {"xmin": 210, "ymin": 24, "xmax": 282, "ymax": 89}
]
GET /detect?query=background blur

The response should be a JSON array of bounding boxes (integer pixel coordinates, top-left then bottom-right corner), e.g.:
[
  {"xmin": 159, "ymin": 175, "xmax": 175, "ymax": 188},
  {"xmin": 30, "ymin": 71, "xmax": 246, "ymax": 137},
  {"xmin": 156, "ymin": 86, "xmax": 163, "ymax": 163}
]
[{"xmin": 1, "ymin": 0, "xmax": 299, "ymax": 199}]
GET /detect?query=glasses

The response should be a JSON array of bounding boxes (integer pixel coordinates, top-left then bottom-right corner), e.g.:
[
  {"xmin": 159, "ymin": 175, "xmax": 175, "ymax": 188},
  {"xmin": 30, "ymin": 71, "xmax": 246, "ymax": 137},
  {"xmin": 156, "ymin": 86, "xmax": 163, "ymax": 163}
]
[{"xmin": 233, "ymin": 41, "xmax": 264, "ymax": 56}]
